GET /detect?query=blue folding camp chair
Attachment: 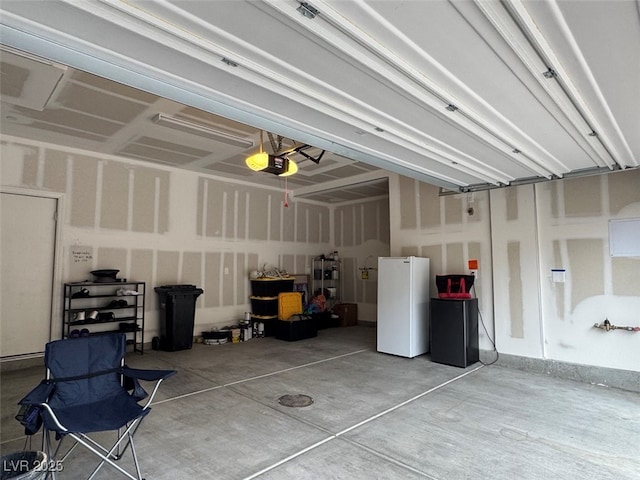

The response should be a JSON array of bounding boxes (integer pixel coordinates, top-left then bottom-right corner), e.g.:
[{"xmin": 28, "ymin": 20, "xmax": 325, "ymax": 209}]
[{"xmin": 16, "ymin": 333, "xmax": 176, "ymax": 480}]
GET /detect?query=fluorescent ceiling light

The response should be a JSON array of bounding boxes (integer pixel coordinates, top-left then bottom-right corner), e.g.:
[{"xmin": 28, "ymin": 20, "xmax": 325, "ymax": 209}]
[{"xmin": 153, "ymin": 113, "xmax": 254, "ymax": 148}]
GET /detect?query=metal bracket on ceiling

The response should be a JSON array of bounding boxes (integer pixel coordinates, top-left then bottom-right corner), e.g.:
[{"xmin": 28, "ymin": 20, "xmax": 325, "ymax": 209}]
[
  {"xmin": 297, "ymin": 2, "xmax": 319, "ymax": 19},
  {"xmin": 295, "ymin": 147, "xmax": 325, "ymax": 164},
  {"xmin": 276, "ymin": 143, "xmax": 326, "ymax": 164},
  {"xmin": 267, "ymin": 132, "xmax": 284, "ymax": 153},
  {"xmin": 265, "ymin": 130, "xmax": 325, "ymax": 164}
]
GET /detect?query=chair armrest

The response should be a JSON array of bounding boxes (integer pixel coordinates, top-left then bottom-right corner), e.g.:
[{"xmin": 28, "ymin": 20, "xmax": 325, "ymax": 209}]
[
  {"xmin": 16, "ymin": 381, "xmax": 55, "ymax": 435},
  {"xmin": 19, "ymin": 380, "xmax": 54, "ymax": 406},
  {"xmin": 123, "ymin": 366, "xmax": 176, "ymax": 382}
]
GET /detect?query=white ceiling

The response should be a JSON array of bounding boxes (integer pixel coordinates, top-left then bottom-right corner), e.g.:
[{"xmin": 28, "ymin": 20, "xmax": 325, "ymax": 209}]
[
  {"xmin": 0, "ymin": 48, "xmax": 387, "ymax": 203},
  {"xmin": 1, "ymin": 0, "xmax": 638, "ymax": 198}
]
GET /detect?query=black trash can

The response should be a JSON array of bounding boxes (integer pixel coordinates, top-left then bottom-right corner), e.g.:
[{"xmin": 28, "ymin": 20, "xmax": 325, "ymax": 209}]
[{"xmin": 155, "ymin": 284, "xmax": 203, "ymax": 351}]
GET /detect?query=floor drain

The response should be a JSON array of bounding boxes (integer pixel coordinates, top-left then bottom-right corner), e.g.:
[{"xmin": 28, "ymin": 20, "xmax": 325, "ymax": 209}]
[{"xmin": 278, "ymin": 394, "xmax": 314, "ymax": 408}]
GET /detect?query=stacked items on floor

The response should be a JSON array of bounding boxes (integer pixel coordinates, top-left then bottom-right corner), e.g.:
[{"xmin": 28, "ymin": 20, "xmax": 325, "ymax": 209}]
[
  {"xmin": 276, "ymin": 292, "xmax": 317, "ymax": 341},
  {"xmin": 304, "ymin": 289, "xmax": 339, "ymax": 329},
  {"xmin": 249, "ymin": 276, "xmax": 294, "ymax": 337},
  {"xmin": 332, "ymin": 303, "xmax": 358, "ymax": 327}
]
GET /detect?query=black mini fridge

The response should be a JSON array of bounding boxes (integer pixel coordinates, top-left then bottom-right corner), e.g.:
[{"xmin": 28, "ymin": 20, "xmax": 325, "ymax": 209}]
[{"xmin": 430, "ymin": 298, "xmax": 479, "ymax": 367}]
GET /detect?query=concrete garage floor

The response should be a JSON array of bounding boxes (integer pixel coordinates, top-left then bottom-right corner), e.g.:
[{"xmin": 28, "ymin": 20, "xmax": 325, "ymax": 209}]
[{"xmin": 1, "ymin": 325, "xmax": 639, "ymax": 479}]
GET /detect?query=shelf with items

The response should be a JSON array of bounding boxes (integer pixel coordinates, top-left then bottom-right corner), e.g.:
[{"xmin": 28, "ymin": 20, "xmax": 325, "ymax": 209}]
[
  {"xmin": 311, "ymin": 257, "xmax": 341, "ymax": 310},
  {"xmin": 249, "ymin": 277, "xmax": 294, "ymax": 337},
  {"xmin": 292, "ymin": 274, "xmax": 310, "ymax": 306},
  {"xmin": 62, "ymin": 281, "xmax": 145, "ymax": 354}
]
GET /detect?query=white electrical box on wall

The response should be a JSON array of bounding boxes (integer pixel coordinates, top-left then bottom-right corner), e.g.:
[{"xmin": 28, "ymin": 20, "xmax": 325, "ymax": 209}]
[
  {"xmin": 551, "ymin": 269, "xmax": 566, "ymax": 283},
  {"xmin": 609, "ymin": 218, "xmax": 640, "ymax": 257}
]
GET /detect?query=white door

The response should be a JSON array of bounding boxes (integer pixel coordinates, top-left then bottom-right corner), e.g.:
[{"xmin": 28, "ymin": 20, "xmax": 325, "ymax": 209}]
[{"xmin": 0, "ymin": 192, "xmax": 58, "ymax": 357}]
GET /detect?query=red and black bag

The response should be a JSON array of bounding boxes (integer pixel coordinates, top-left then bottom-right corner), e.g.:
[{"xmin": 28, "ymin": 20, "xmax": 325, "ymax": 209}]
[{"xmin": 435, "ymin": 274, "xmax": 474, "ymax": 299}]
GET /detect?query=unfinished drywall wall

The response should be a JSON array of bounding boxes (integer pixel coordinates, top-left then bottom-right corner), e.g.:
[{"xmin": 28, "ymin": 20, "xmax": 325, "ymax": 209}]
[
  {"xmin": 1, "ymin": 137, "xmax": 332, "ymax": 340},
  {"xmin": 490, "ymin": 184, "xmax": 544, "ymax": 359},
  {"xmin": 491, "ymin": 170, "xmax": 640, "ymax": 371},
  {"xmin": 388, "ymin": 174, "xmax": 495, "ymax": 351},
  {"xmin": 392, "ymin": 170, "xmax": 639, "ymax": 372},
  {"xmin": 333, "ymin": 196, "xmax": 391, "ymax": 322},
  {"xmin": 535, "ymin": 170, "xmax": 640, "ymax": 371}
]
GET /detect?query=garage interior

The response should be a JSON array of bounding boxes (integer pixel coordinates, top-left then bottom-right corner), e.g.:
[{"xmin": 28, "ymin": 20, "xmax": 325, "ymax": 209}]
[
  {"xmin": 1, "ymin": 1, "xmax": 639, "ymax": 479},
  {"xmin": 2, "ymin": 329, "xmax": 639, "ymax": 480}
]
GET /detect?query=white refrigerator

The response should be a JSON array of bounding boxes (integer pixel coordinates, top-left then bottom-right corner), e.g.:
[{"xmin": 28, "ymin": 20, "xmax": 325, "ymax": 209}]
[{"xmin": 377, "ymin": 256, "xmax": 430, "ymax": 358}]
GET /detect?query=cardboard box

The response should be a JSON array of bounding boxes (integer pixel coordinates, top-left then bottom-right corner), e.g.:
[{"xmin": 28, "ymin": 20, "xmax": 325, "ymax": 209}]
[{"xmin": 333, "ymin": 303, "xmax": 358, "ymax": 327}]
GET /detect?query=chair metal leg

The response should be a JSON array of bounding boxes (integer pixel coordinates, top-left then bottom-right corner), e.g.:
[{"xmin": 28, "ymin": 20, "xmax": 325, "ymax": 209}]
[
  {"xmin": 81, "ymin": 434, "xmax": 140, "ymax": 480},
  {"xmin": 42, "ymin": 430, "xmax": 52, "ymax": 480},
  {"xmin": 40, "ymin": 417, "xmax": 145, "ymax": 480},
  {"xmin": 43, "ymin": 429, "xmax": 57, "ymax": 480},
  {"xmin": 83, "ymin": 418, "xmax": 145, "ymax": 480},
  {"xmin": 18, "ymin": 335, "xmax": 173, "ymax": 480},
  {"xmin": 42, "ymin": 430, "xmax": 81, "ymax": 479},
  {"xmin": 129, "ymin": 431, "xmax": 143, "ymax": 480},
  {"xmin": 57, "ymin": 437, "xmax": 80, "ymax": 463}
]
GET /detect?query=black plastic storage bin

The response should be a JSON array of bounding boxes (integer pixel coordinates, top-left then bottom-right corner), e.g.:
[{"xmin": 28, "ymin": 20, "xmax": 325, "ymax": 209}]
[
  {"xmin": 155, "ymin": 284, "xmax": 203, "ymax": 351},
  {"xmin": 276, "ymin": 315, "xmax": 318, "ymax": 341},
  {"xmin": 250, "ymin": 278, "xmax": 294, "ymax": 297},
  {"xmin": 249, "ymin": 296, "xmax": 279, "ymax": 316},
  {"xmin": 314, "ymin": 311, "xmax": 338, "ymax": 329}
]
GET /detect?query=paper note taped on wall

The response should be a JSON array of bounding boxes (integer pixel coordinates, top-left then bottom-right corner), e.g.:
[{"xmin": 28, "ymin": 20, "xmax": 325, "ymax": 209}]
[{"xmin": 72, "ymin": 250, "xmax": 93, "ymax": 263}]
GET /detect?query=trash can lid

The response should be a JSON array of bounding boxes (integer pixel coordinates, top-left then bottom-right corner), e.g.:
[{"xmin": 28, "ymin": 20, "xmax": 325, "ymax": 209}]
[
  {"xmin": 154, "ymin": 285, "xmax": 203, "ymax": 296},
  {"xmin": 158, "ymin": 284, "xmax": 198, "ymax": 289}
]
